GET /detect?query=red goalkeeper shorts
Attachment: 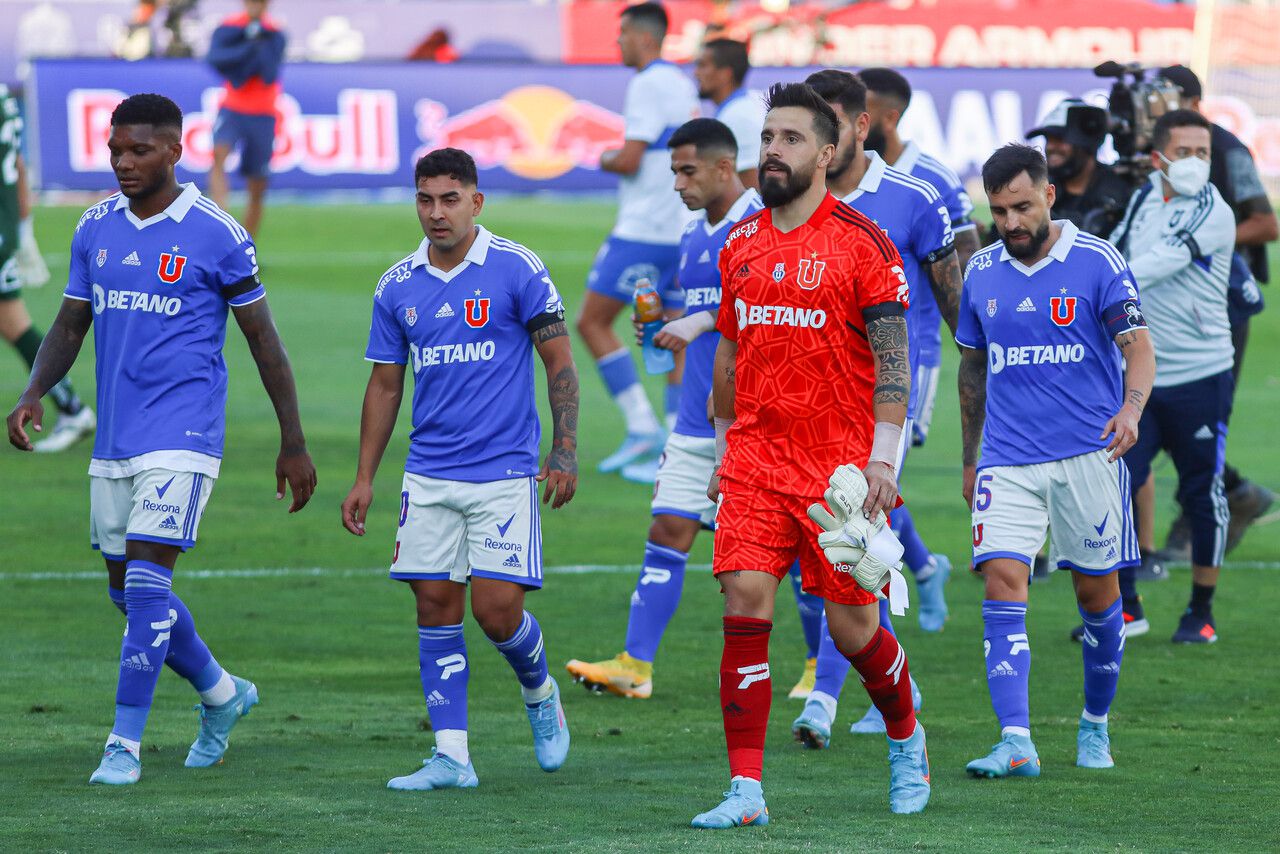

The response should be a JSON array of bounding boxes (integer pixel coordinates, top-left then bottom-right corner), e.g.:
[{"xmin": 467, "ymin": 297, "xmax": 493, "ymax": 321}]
[{"xmin": 713, "ymin": 478, "xmax": 878, "ymax": 607}]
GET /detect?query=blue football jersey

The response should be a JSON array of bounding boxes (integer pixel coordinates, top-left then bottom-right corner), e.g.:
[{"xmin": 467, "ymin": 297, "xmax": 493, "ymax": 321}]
[
  {"xmin": 64, "ymin": 184, "xmax": 264, "ymax": 469},
  {"xmin": 365, "ymin": 226, "xmax": 565, "ymax": 483},
  {"xmin": 840, "ymin": 153, "xmax": 953, "ymax": 416},
  {"xmin": 672, "ymin": 189, "xmax": 762, "ymax": 439},
  {"xmin": 957, "ymin": 221, "xmax": 1143, "ymax": 468},
  {"xmin": 894, "ymin": 141, "xmax": 975, "ymax": 369}
]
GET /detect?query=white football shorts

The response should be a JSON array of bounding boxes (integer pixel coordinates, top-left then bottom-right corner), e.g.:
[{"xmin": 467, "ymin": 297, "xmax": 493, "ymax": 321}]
[
  {"xmin": 391, "ymin": 472, "xmax": 543, "ymax": 587},
  {"xmin": 90, "ymin": 469, "xmax": 215, "ymax": 559},
  {"xmin": 651, "ymin": 432, "xmax": 717, "ymax": 528},
  {"xmin": 971, "ymin": 448, "xmax": 1139, "ymax": 575},
  {"xmin": 911, "ymin": 364, "xmax": 941, "ymax": 446}
]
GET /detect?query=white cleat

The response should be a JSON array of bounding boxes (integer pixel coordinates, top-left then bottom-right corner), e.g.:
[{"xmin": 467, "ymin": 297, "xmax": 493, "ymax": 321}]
[{"xmin": 34, "ymin": 407, "xmax": 96, "ymax": 453}]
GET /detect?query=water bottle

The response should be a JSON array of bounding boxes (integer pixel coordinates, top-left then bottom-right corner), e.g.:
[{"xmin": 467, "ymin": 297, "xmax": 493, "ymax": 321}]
[{"xmin": 635, "ymin": 278, "xmax": 675, "ymax": 374}]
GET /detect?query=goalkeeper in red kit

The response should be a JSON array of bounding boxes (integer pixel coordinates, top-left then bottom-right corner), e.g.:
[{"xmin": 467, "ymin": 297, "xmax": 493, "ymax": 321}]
[{"xmin": 691, "ymin": 83, "xmax": 930, "ymax": 829}]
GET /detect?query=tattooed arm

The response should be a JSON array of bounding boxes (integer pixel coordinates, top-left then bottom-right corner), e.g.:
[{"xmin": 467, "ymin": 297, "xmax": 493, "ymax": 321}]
[
  {"xmin": 7, "ymin": 298, "xmax": 92, "ymax": 450},
  {"xmin": 957, "ymin": 345, "xmax": 988, "ymax": 505},
  {"xmin": 926, "ymin": 250, "xmax": 965, "ymax": 337},
  {"xmin": 533, "ymin": 320, "xmax": 579, "ymax": 509},
  {"xmin": 1102, "ymin": 327, "xmax": 1155, "ymax": 462},
  {"xmin": 863, "ymin": 304, "xmax": 911, "ymax": 516},
  {"xmin": 232, "ymin": 297, "xmax": 317, "ymax": 512}
]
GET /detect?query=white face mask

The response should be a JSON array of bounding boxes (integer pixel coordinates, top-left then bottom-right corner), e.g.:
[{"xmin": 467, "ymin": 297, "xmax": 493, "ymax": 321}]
[{"xmin": 1158, "ymin": 152, "xmax": 1210, "ymax": 196}]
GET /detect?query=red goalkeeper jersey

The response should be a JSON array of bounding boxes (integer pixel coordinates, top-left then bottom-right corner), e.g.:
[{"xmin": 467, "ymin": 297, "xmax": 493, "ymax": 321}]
[{"xmin": 716, "ymin": 192, "xmax": 908, "ymax": 497}]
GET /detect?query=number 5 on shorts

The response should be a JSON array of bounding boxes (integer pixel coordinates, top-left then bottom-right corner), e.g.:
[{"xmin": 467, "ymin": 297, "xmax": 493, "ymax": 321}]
[{"xmin": 974, "ymin": 473, "xmax": 993, "ymax": 512}]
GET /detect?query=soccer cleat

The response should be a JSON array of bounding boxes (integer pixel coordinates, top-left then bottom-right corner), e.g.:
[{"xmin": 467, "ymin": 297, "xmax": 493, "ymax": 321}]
[
  {"xmin": 915, "ymin": 554, "xmax": 951, "ymax": 633},
  {"xmin": 887, "ymin": 722, "xmax": 931, "ymax": 814},
  {"xmin": 1226, "ymin": 481, "xmax": 1274, "ymax": 553},
  {"xmin": 1171, "ymin": 610, "xmax": 1217, "ymax": 644},
  {"xmin": 792, "ymin": 697, "xmax": 833, "ymax": 749},
  {"xmin": 598, "ymin": 431, "xmax": 664, "ymax": 473},
  {"xmin": 1076, "ymin": 718, "xmax": 1115, "ymax": 769},
  {"xmin": 1134, "ymin": 552, "xmax": 1169, "ymax": 583},
  {"xmin": 850, "ymin": 677, "xmax": 923, "ymax": 735},
  {"xmin": 387, "ymin": 748, "xmax": 479, "ymax": 791},
  {"xmin": 619, "ymin": 455, "xmax": 660, "ymax": 484},
  {"xmin": 33, "ymin": 407, "xmax": 96, "ymax": 454},
  {"xmin": 565, "ymin": 652, "xmax": 652, "ymax": 699},
  {"xmin": 526, "ymin": 677, "xmax": 570, "ymax": 772},
  {"xmin": 690, "ymin": 778, "xmax": 769, "ymax": 829},
  {"xmin": 787, "ymin": 657, "xmax": 817, "ymax": 700},
  {"xmin": 89, "ymin": 742, "xmax": 141, "ymax": 786},
  {"xmin": 966, "ymin": 732, "xmax": 1041, "ymax": 778},
  {"xmin": 1161, "ymin": 514, "xmax": 1192, "ymax": 564},
  {"xmin": 1070, "ymin": 600, "xmax": 1149, "ymax": 643},
  {"xmin": 185, "ymin": 675, "xmax": 259, "ymax": 768}
]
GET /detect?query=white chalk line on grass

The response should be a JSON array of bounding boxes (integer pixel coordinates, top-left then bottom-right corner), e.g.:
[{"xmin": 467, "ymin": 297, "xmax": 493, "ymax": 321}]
[{"xmin": 3, "ymin": 561, "xmax": 1279, "ymax": 583}]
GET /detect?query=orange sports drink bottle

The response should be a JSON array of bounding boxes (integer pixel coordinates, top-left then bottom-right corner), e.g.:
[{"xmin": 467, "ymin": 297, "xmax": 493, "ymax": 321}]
[{"xmin": 634, "ymin": 278, "xmax": 674, "ymax": 374}]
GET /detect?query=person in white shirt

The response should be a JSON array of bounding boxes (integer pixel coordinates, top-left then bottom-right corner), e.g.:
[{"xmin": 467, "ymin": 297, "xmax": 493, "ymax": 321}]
[
  {"xmin": 578, "ymin": 2, "xmax": 699, "ymax": 477},
  {"xmin": 692, "ymin": 38, "xmax": 761, "ymax": 189}
]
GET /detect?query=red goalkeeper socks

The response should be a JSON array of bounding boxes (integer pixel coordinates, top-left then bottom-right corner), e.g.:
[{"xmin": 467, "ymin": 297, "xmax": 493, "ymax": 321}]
[
  {"xmin": 720, "ymin": 616, "xmax": 773, "ymax": 780},
  {"xmin": 847, "ymin": 627, "xmax": 917, "ymax": 740}
]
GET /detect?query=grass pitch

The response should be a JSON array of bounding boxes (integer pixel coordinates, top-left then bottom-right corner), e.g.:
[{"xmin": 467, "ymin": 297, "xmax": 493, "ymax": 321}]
[{"xmin": 1, "ymin": 198, "xmax": 1277, "ymax": 852}]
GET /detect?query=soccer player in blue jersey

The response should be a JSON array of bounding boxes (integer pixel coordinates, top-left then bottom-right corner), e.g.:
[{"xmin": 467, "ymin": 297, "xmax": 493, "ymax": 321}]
[
  {"xmin": 6, "ymin": 93, "xmax": 316, "ymax": 786},
  {"xmin": 791, "ymin": 69, "xmax": 965, "ymax": 748},
  {"xmin": 341, "ymin": 148, "xmax": 578, "ymax": 792},
  {"xmin": 957, "ymin": 144, "xmax": 1155, "ymax": 776},
  {"xmin": 565, "ymin": 118, "xmax": 831, "ymax": 699},
  {"xmin": 859, "ymin": 67, "xmax": 981, "ymax": 447}
]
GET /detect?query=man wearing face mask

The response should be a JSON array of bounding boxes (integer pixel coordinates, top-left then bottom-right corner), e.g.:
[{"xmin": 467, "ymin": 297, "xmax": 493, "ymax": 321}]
[
  {"xmin": 1111, "ymin": 110, "xmax": 1236, "ymax": 645},
  {"xmin": 1027, "ymin": 99, "xmax": 1131, "ymax": 239}
]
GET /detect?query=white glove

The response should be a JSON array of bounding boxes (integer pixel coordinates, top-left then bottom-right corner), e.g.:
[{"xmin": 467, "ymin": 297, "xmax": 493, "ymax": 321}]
[{"xmin": 16, "ymin": 218, "xmax": 50, "ymax": 288}]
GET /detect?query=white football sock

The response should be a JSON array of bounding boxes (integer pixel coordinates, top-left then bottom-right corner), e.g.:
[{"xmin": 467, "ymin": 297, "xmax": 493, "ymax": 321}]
[
  {"xmin": 435, "ymin": 729, "xmax": 469, "ymax": 765},
  {"xmin": 200, "ymin": 670, "xmax": 237, "ymax": 707},
  {"xmin": 615, "ymin": 385, "xmax": 661, "ymax": 435},
  {"xmin": 521, "ymin": 675, "xmax": 555, "ymax": 706},
  {"xmin": 1081, "ymin": 709, "xmax": 1108, "ymax": 724},
  {"xmin": 1001, "ymin": 725, "xmax": 1032, "ymax": 739},
  {"xmin": 807, "ymin": 690, "xmax": 839, "ymax": 722},
  {"xmin": 107, "ymin": 734, "xmax": 141, "ymax": 758}
]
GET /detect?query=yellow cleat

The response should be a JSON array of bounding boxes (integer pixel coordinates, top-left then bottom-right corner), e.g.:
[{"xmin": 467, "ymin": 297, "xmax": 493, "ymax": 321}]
[
  {"xmin": 788, "ymin": 657, "xmax": 818, "ymax": 700},
  {"xmin": 565, "ymin": 652, "xmax": 653, "ymax": 699}
]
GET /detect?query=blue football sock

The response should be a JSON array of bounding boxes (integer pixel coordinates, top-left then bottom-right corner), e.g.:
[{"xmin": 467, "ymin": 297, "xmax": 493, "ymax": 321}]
[
  {"xmin": 1118, "ymin": 563, "xmax": 1138, "ymax": 602},
  {"xmin": 598, "ymin": 349, "xmax": 640, "ymax": 398},
  {"xmin": 983, "ymin": 600, "xmax": 1031, "ymax": 734},
  {"xmin": 107, "ymin": 585, "xmax": 126, "ymax": 615},
  {"xmin": 811, "ymin": 611, "xmax": 852, "ymax": 700},
  {"xmin": 112, "ymin": 561, "xmax": 174, "ymax": 743},
  {"xmin": 788, "ymin": 562, "xmax": 823, "ymax": 659},
  {"xmin": 624, "ymin": 541, "xmax": 688, "ymax": 663},
  {"xmin": 493, "ymin": 611, "xmax": 550, "ymax": 700},
  {"xmin": 1079, "ymin": 597, "xmax": 1125, "ymax": 719},
  {"xmin": 663, "ymin": 383, "xmax": 681, "ymax": 427},
  {"xmin": 890, "ymin": 506, "xmax": 931, "ymax": 575},
  {"xmin": 107, "ymin": 584, "xmax": 224, "ymax": 695},
  {"xmin": 419, "ymin": 624, "xmax": 469, "ymax": 732}
]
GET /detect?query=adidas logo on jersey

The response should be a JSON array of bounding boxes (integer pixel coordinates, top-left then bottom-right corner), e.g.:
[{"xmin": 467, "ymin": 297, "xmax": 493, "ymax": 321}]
[
  {"xmin": 698, "ymin": 249, "xmax": 711, "ymax": 263},
  {"xmin": 1016, "ymin": 297, "xmax": 1036, "ymax": 312},
  {"xmin": 123, "ymin": 652, "xmax": 155, "ymax": 672},
  {"xmin": 435, "ymin": 302, "xmax": 455, "ymax": 319},
  {"xmin": 988, "ymin": 660, "xmax": 1017, "ymax": 677},
  {"xmin": 122, "ymin": 251, "xmax": 141, "ymax": 266},
  {"xmin": 425, "ymin": 690, "xmax": 449, "ymax": 707},
  {"xmin": 159, "ymin": 514, "xmax": 180, "ymax": 531},
  {"xmin": 503, "ymin": 553, "xmax": 522, "ymax": 568},
  {"xmin": 734, "ymin": 264, "xmax": 750, "ymax": 279}
]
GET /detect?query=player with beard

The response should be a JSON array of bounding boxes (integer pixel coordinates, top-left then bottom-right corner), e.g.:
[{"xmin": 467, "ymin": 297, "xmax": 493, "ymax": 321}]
[
  {"xmin": 1026, "ymin": 99, "xmax": 1131, "ymax": 239},
  {"xmin": 691, "ymin": 82, "xmax": 930, "ymax": 828}
]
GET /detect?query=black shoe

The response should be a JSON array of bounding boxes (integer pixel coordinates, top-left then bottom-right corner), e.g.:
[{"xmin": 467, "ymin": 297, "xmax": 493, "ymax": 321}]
[
  {"xmin": 1069, "ymin": 598, "xmax": 1149, "ymax": 642},
  {"xmin": 1171, "ymin": 609, "xmax": 1217, "ymax": 644},
  {"xmin": 1162, "ymin": 514, "xmax": 1191, "ymax": 564},
  {"xmin": 1134, "ymin": 552, "xmax": 1168, "ymax": 583},
  {"xmin": 1225, "ymin": 481, "xmax": 1274, "ymax": 553}
]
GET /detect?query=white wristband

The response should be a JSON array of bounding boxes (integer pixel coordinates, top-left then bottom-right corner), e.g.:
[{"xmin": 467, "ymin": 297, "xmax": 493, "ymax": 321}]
[
  {"xmin": 869, "ymin": 421, "xmax": 903, "ymax": 468},
  {"xmin": 661, "ymin": 311, "xmax": 716, "ymax": 343},
  {"xmin": 714, "ymin": 417, "xmax": 733, "ymax": 466}
]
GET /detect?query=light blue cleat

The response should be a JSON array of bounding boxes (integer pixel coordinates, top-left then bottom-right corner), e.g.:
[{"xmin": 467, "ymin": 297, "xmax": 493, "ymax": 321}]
[
  {"xmin": 1076, "ymin": 717, "xmax": 1115, "ymax": 769},
  {"xmin": 619, "ymin": 455, "xmax": 661, "ymax": 484},
  {"xmin": 388, "ymin": 749, "xmax": 479, "ymax": 790},
  {"xmin": 851, "ymin": 677, "xmax": 924, "ymax": 734},
  {"xmin": 527, "ymin": 678, "xmax": 570, "ymax": 771},
  {"xmin": 916, "ymin": 554, "xmax": 951, "ymax": 633},
  {"xmin": 792, "ymin": 697, "xmax": 833, "ymax": 749},
  {"xmin": 185, "ymin": 675, "xmax": 259, "ymax": 768},
  {"xmin": 888, "ymin": 722, "xmax": 931, "ymax": 814},
  {"xmin": 691, "ymin": 778, "xmax": 769, "ymax": 829},
  {"xmin": 89, "ymin": 742, "xmax": 141, "ymax": 786},
  {"xmin": 599, "ymin": 431, "xmax": 664, "ymax": 473},
  {"xmin": 966, "ymin": 732, "xmax": 1041, "ymax": 778}
]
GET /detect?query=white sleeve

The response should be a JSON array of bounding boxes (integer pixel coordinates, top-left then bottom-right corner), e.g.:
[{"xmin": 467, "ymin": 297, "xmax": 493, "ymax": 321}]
[
  {"xmin": 720, "ymin": 99, "xmax": 764, "ymax": 173},
  {"xmin": 623, "ymin": 74, "xmax": 664, "ymax": 144},
  {"xmin": 1128, "ymin": 191, "xmax": 1234, "ymax": 288}
]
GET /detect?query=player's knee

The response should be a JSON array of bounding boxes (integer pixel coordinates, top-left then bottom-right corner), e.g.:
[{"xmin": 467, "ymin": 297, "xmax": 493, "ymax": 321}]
[
  {"xmin": 411, "ymin": 587, "xmax": 464, "ymax": 626},
  {"xmin": 647, "ymin": 515, "xmax": 696, "ymax": 551},
  {"xmin": 721, "ymin": 578, "xmax": 774, "ymax": 620},
  {"xmin": 472, "ymin": 602, "xmax": 522, "ymax": 642}
]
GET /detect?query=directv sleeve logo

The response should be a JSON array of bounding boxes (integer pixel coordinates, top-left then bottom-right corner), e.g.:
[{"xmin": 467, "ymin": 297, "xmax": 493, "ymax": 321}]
[{"xmin": 92, "ymin": 284, "xmax": 181, "ymax": 317}]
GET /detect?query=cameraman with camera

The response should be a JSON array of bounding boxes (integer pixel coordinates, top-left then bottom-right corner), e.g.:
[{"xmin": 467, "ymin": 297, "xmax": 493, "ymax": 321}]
[
  {"xmin": 1158, "ymin": 65, "xmax": 1276, "ymax": 555},
  {"xmin": 1111, "ymin": 110, "xmax": 1236, "ymax": 644},
  {"xmin": 1027, "ymin": 98, "xmax": 1132, "ymax": 238}
]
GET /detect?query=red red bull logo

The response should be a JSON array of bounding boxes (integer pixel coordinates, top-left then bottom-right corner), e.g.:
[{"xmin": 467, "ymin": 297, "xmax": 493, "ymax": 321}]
[{"xmin": 415, "ymin": 85, "xmax": 623, "ymax": 180}]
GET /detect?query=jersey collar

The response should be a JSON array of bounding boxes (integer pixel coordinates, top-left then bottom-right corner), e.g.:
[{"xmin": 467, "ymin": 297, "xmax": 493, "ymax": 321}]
[
  {"xmin": 703, "ymin": 188, "xmax": 761, "ymax": 233},
  {"xmin": 892, "ymin": 140, "xmax": 922, "ymax": 176},
  {"xmin": 113, "ymin": 182, "xmax": 201, "ymax": 230},
  {"xmin": 998, "ymin": 219, "xmax": 1081, "ymax": 276},
  {"xmin": 411, "ymin": 225, "xmax": 493, "ymax": 283},
  {"xmin": 840, "ymin": 151, "xmax": 887, "ymax": 203}
]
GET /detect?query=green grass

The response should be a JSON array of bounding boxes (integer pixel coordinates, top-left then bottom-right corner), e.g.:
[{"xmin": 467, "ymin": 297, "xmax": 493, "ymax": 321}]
[{"xmin": 1, "ymin": 199, "xmax": 1278, "ymax": 852}]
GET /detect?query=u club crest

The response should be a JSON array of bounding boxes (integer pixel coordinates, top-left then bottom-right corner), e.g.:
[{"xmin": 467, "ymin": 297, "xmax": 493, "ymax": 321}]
[
  {"xmin": 986, "ymin": 298, "xmax": 998, "ymax": 317},
  {"xmin": 464, "ymin": 297, "xmax": 490, "ymax": 328},
  {"xmin": 157, "ymin": 251, "xmax": 187, "ymax": 284},
  {"xmin": 1050, "ymin": 296, "xmax": 1077, "ymax": 326},
  {"xmin": 404, "ymin": 306, "xmax": 418, "ymax": 327}
]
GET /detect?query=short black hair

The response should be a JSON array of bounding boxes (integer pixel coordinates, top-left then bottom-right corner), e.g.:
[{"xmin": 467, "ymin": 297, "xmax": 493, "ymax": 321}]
[
  {"xmin": 668, "ymin": 117, "xmax": 738, "ymax": 159},
  {"xmin": 110, "ymin": 93, "xmax": 183, "ymax": 136},
  {"xmin": 982, "ymin": 143, "xmax": 1048, "ymax": 194},
  {"xmin": 1151, "ymin": 108, "xmax": 1211, "ymax": 152},
  {"xmin": 620, "ymin": 2, "xmax": 668, "ymax": 39},
  {"xmin": 858, "ymin": 67, "xmax": 912, "ymax": 110},
  {"xmin": 765, "ymin": 82, "xmax": 839, "ymax": 148},
  {"xmin": 702, "ymin": 38, "xmax": 750, "ymax": 87},
  {"xmin": 803, "ymin": 69, "xmax": 867, "ymax": 119},
  {"xmin": 415, "ymin": 148, "xmax": 478, "ymax": 187}
]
